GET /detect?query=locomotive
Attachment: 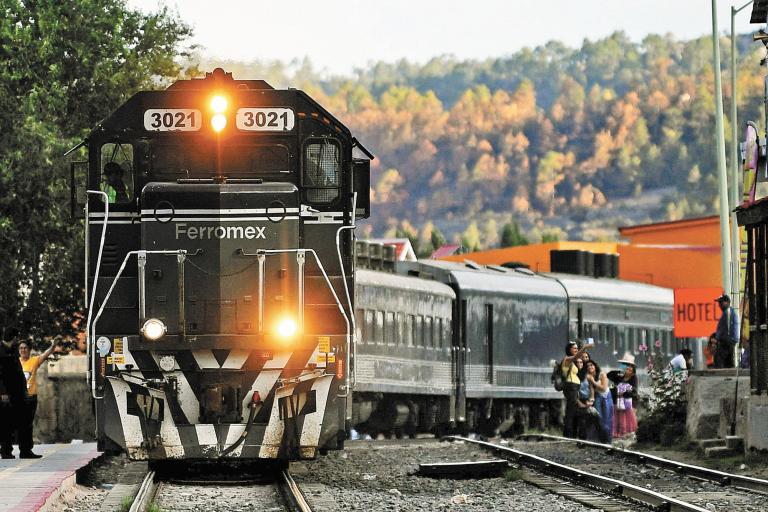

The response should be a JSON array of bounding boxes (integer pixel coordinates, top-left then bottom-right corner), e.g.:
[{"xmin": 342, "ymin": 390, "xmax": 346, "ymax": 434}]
[
  {"xmin": 71, "ymin": 69, "xmax": 372, "ymax": 460},
  {"xmin": 350, "ymin": 251, "xmax": 674, "ymax": 437}
]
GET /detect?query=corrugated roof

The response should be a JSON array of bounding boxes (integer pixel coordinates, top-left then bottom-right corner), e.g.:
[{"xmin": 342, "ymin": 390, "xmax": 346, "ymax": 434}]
[
  {"xmin": 356, "ymin": 268, "xmax": 455, "ymax": 297},
  {"xmin": 430, "ymin": 244, "xmax": 461, "ymax": 258},
  {"xmin": 547, "ymin": 272, "xmax": 673, "ymax": 306}
]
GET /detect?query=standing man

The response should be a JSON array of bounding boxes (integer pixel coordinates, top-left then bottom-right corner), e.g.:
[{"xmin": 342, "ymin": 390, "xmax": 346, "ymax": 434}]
[
  {"xmin": 714, "ymin": 294, "xmax": 739, "ymax": 369},
  {"xmin": 0, "ymin": 326, "xmax": 26, "ymax": 459},
  {"xmin": 18, "ymin": 337, "xmax": 60, "ymax": 458}
]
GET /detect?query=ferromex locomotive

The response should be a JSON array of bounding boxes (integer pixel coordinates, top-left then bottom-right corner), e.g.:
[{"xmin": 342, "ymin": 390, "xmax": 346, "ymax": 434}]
[{"xmin": 70, "ymin": 69, "xmax": 372, "ymax": 461}]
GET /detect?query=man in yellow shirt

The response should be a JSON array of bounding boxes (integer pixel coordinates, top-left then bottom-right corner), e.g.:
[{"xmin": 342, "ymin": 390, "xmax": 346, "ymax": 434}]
[{"xmin": 18, "ymin": 338, "xmax": 59, "ymax": 458}]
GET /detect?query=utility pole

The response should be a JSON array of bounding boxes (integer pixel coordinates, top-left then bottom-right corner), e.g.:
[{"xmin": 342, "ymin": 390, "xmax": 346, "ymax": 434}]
[
  {"xmin": 713, "ymin": 0, "xmax": 734, "ymax": 296},
  {"xmin": 731, "ymin": 1, "xmax": 755, "ymax": 314}
]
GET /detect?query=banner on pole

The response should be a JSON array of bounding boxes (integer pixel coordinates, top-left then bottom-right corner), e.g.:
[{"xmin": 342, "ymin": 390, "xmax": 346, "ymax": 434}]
[{"xmin": 673, "ymin": 287, "xmax": 723, "ymax": 338}]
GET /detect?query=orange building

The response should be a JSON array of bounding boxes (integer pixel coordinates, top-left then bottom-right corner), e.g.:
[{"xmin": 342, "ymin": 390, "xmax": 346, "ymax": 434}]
[
  {"xmin": 617, "ymin": 216, "xmax": 721, "ymax": 289},
  {"xmin": 441, "ymin": 215, "xmax": 724, "ymax": 290}
]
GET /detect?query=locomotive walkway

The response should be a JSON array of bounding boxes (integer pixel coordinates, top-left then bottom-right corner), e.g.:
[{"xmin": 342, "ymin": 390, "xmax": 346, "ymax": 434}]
[{"xmin": 0, "ymin": 443, "xmax": 99, "ymax": 512}]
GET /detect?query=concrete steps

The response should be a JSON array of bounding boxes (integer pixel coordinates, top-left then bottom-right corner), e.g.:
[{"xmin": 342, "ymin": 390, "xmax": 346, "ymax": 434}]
[{"xmin": 698, "ymin": 436, "xmax": 744, "ymax": 457}]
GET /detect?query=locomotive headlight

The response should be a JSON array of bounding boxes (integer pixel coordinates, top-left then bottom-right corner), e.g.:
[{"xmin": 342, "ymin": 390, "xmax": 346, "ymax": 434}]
[
  {"xmin": 211, "ymin": 113, "xmax": 227, "ymax": 132},
  {"xmin": 210, "ymin": 95, "xmax": 227, "ymax": 113},
  {"xmin": 141, "ymin": 318, "xmax": 167, "ymax": 341},
  {"xmin": 277, "ymin": 318, "xmax": 298, "ymax": 339}
]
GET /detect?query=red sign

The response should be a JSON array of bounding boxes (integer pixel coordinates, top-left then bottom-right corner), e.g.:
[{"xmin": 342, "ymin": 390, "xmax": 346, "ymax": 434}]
[{"xmin": 674, "ymin": 287, "xmax": 723, "ymax": 338}]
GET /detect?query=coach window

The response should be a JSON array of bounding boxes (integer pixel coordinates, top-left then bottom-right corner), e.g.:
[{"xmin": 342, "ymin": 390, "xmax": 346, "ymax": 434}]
[
  {"xmin": 434, "ymin": 318, "xmax": 442, "ymax": 348},
  {"xmin": 414, "ymin": 316, "xmax": 423, "ymax": 347},
  {"xmin": 405, "ymin": 315, "xmax": 413, "ymax": 346},
  {"xmin": 374, "ymin": 311, "xmax": 384, "ymax": 345},
  {"xmin": 356, "ymin": 309, "xmax": 365, "ymax": 343},
  {"xmin": 385, "ymin": 312, "xmax": 395, "ymax": 346},
  {"xmin": 424, "ymin": 317, "xmax": 433, "ymax": 349},
  {"xmin": 396, "ymin": 312, "xmax": 405, "ymax": 346},
  {"xmin": 304, "ymin": 139, "xmax": 340, "ymax": 204},
  {"xmin": 100, "ymin": 143, "xmax": 134, "ymax": 204}
]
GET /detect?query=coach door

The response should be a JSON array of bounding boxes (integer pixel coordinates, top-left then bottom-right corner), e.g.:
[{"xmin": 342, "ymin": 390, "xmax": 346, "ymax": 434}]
[{"xmin": 452, "ymin": 298, "xmax": 468, "ymax": 423}]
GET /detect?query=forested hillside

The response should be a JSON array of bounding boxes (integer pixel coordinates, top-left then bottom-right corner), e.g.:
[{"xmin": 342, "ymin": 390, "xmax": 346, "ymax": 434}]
[{"xmin": 200, "ymin": 32, "xmax": 767, "ymax": 254}]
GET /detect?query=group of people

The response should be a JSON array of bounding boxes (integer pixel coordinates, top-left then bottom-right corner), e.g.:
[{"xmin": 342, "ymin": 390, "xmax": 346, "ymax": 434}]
[
  {"xmin": 560, "ymin": 341, "xmax": 639, "ymax": 442},
  {"xmin": 0, "ymin": 326, "xmax": 59, "ymax": 459}
]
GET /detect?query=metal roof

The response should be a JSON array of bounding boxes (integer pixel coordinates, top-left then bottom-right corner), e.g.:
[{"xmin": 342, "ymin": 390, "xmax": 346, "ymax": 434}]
[
  {"xmin": 356, "ymin": 269, "xmax": 456, "ymax": 298},
  {"xmin": 401, "ymin": 260, "xmax": 568, "ymax": 300},
  {"xmin": 752, "ymin": 0, "xmax": 768, "ymax": 23},
  {"xmin": 547, "ymin": 273, "xmax": 673, "ymax": 306}
]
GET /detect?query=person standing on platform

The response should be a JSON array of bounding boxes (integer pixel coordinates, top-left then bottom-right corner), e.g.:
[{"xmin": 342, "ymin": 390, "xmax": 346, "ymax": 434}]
[
  {"xmin": 560, "ymin": 340, "xmax": 594, "ymax": 438},
  {"xmin": 18, "ymin": 337, "xmax": 60, "ymax": 459},
  {"xmin": 714, "ymin": 294, "xmax": 739, "ymax": 368},
  {"xmin": 586, "ymin": 360, "xmax": 613, "ymax": 443},
  {"xmin": 0, "ymin": 326, "xmax": 27, "ymax": 459},
  {"xmin": 608, "ymin": 353, "xmax": 639, "ymax": 439}
]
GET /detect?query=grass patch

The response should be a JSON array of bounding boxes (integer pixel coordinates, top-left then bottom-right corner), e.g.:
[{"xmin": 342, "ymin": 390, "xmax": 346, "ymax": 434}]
[
  {"xmin": 118, "ymin": 496, "xmax": 133, "ymax": 512},
  {"xmin": 504, "ymin": 468, "xmax": 525, "ymax": 481},
  {"xmin": 147, "ymin": 504, "xmax": 164, "ymax": 512}
]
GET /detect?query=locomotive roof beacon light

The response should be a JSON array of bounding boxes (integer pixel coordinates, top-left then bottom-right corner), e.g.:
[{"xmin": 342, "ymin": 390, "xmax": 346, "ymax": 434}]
[
  {"xmin": 211, "ymin": 94, "xmax": 227, "ymax": 113},
  {"xmin": 141, "ymin": 318, "xmax": 167, "ymax": 341},
  {"xmin": 210, "ymin": 93, "xmax": 228, "ymax": 132}
]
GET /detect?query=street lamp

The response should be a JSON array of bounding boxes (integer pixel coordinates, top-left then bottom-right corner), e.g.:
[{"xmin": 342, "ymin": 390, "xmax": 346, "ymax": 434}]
[
  {"xmin": 712, "ymin": 0, "xmax": 734, "ymax": 299},
  {"xmin": 730, "ymin": 0, "xmax": 753, "ymax": 315}
]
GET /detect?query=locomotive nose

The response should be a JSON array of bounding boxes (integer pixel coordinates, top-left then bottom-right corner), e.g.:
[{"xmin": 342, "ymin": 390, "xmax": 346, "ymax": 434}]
[{"xmin": 140, "ymin": 181, "xmax": 300, "ymax": 340}]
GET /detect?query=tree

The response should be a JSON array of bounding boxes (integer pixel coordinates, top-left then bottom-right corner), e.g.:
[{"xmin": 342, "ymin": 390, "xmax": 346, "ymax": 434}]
[
  {"xmin": 461, "ymin": 222, "xmax": 481, "ymax": 253},
  {"xmin": 0, "ymin": 1, "xmax": 193, "ymax": 338},
  {"xmin": 500, "ymin": 222, "xmax": 529, "ymax": 248}
]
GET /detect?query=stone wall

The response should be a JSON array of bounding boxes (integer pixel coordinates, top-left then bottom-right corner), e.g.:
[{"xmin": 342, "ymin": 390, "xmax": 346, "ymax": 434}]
[
  {"xmin": 685, "ymin": 370, "xmax": 750, "ymax": 440},
  {"xmin": 33, "ymin": 355, "xmax": 95, "ymax": 443}
]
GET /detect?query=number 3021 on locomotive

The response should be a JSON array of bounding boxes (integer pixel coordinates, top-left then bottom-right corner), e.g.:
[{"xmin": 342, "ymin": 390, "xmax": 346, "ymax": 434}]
[{"xmin": 68, "ymin": 68, "xmax": 373, "ymax": 461}]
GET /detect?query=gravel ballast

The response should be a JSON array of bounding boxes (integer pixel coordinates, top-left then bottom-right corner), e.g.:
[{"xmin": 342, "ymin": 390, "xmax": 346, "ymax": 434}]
[{"xmin": 292, "ymin": 439, "xmax": 598, "ymax": 511}]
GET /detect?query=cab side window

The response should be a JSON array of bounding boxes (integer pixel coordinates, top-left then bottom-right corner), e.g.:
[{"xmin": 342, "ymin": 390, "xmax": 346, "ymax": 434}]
[
  {"xmin": 100, "ymin": 143, "xmax": 134, "ymax": 204},
  {"xmin": 304, "ymin": 139, "xmax": 340, "ymax": 204}
]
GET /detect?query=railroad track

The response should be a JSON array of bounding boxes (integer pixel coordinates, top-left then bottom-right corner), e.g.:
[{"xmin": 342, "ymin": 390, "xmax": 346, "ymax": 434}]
[
  {"xmin": 445, "ymin": 435, "xmax": 733, "ymax": 512},
  {"xmin": 517, "ymin": 433, "xmax": 768, "ymax": 494},
  {"xmin": 128, "ymin": 467, "xmax": 312, "ymax": 512}
]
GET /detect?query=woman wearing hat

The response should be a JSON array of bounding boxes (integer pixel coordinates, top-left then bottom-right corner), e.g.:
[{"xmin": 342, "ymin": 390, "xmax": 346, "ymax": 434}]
[{"xmin": 607, "ymin": 352, "xmax": 639, "ymax": 438}]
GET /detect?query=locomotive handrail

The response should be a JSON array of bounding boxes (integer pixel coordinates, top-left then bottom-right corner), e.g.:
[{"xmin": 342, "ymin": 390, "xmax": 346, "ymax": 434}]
[
  {"xmin": 240, "ymin": 247, "xmax": 352, "ymax": 399},
  {"xmin": 89, "ymin": 249, "xmax": 187, "ymax": 399},
  {"xmin": 336, "ymin": 191, "xmax": 358, "ymax": 390},
  {"xmin": 84, "ymin": 190, "xmax": 109, "ymax": 395}
]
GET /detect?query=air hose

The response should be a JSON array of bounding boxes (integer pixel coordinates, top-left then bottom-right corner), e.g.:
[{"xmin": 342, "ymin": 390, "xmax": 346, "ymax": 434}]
[{"xmin": 219, "ymin": 394, "xmax": 260, "ymax": 458}]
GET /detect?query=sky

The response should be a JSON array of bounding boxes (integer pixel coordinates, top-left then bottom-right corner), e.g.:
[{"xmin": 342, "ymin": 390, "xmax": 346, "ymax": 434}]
[{"xmin": 128, "ymin": 1, "xmax": 762, "ymax": 75}]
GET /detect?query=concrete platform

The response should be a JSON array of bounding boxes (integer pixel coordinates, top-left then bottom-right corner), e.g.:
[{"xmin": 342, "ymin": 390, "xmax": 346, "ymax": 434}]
[{"xmin": 0, "ymin": 443, "xmax": 99, "ymax": 512}]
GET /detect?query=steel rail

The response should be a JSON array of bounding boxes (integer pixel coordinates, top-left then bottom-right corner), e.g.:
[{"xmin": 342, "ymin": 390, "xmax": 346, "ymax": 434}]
[
  {"xmin": 445, "ymin": 436, "xmax": 708, "ymax": 512},
  {"xmin": 517, "ymin": 433, "xmax": 768, "ymax": 494},
  {"xmin": 128, "ymin": 470, "xmax": 157, "ymax": 512},
  {"xmin": 280, "ymin": 469, "xmax": 313, "ymax": 512}
]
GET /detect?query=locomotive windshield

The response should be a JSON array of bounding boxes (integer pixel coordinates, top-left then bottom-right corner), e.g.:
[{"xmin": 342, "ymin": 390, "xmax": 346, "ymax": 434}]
[
  {"xmin": 149, "ymin": 142, "xmax": 291, "ymax": 178},
  {"xmin": 100, "ymin": 143, "xmax": 133, "ymax": 204},
  {"xmin": 304, "ymin": 139, "xmax": 341, "ymax": 203}
]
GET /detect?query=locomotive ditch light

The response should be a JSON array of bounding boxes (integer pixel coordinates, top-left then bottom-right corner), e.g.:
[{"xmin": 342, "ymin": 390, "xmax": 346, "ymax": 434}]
[
  {"xmin": 141, "ymin": 318, "xmax": 167, "ymax": 341},
  {"xmin": 211, "ymin": 113, "xmax": 227, "ymax": 132},
  {"xmin": 276, "ymin": 317, "xmax": 298, "ymax": 339}
]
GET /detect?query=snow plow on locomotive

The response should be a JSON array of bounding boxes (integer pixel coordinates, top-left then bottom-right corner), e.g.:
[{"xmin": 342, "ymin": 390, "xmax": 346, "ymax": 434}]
[{"xmin": 72, "ymin": 69, "xmax": 371, "ymax": 461}]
